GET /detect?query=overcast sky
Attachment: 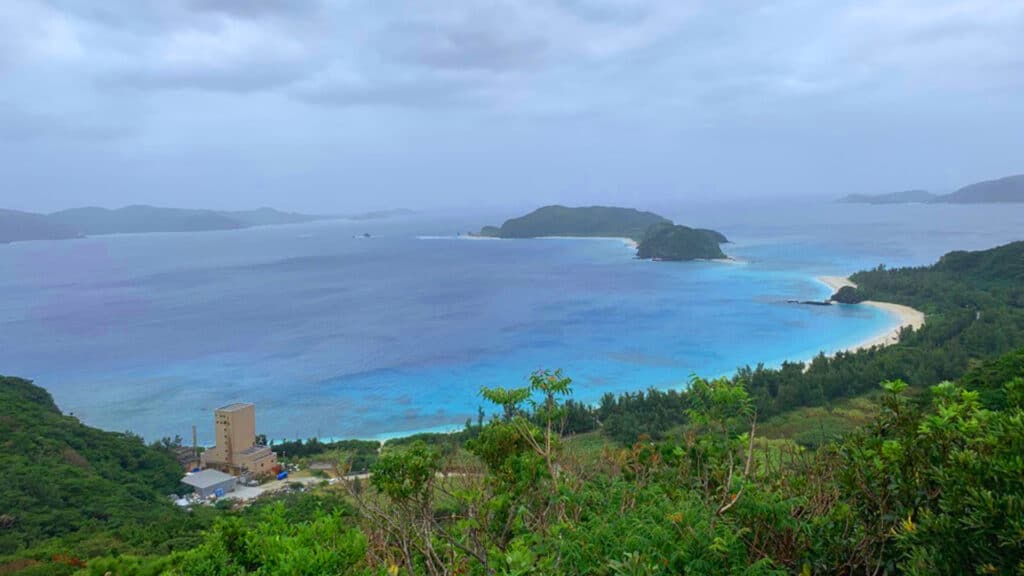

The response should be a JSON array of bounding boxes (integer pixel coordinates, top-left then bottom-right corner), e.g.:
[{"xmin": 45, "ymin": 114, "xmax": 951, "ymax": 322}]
[{"xmin": 2, "ymin": 0, "xmax": 1023, "ymax": 213}]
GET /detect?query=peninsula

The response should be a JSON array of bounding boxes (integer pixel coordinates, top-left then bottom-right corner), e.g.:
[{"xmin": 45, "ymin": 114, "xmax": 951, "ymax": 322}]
[{"xmin": 478, "ymin": 205, "xmax": 729, "ymax": 261}]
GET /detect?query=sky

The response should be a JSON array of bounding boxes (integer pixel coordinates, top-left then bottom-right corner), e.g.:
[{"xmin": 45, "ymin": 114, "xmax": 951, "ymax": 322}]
[{"xmin": 2, "ymin": 0, "xmax": 1023, "ymax": 213}]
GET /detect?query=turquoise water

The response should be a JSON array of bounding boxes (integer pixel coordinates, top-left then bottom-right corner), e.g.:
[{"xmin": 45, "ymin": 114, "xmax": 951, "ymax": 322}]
[{"xmin": 1, "ymin": 201, "xmax": 1021, "ymax": 442}]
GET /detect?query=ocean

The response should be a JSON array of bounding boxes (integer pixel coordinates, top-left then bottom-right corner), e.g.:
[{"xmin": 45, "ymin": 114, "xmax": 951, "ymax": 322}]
[{"xmin": 1, "ymin": 200, "xmax": 1021, "ymax": 443}]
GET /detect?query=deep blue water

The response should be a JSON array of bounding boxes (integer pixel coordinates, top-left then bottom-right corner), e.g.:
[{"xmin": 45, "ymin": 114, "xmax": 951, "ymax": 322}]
[{"xmin": 1, "ymin": 201, "xmax": 1021, "ymax": 442}]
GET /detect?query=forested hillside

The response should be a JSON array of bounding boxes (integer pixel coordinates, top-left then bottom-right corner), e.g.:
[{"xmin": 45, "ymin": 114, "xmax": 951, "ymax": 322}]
[{"xmin": 0, "ymin": 377, "xmax": 215, "ymax": 574}]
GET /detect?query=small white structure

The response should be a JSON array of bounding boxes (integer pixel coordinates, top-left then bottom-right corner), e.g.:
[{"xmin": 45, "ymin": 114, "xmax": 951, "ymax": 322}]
[{"xmin": 182, "ymin": 469, "xmax": 237, "ymax": 499}]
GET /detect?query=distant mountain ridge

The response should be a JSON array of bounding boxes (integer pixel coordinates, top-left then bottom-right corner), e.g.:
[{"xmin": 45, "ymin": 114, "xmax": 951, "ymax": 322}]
[
  {"xmin": 0, "ymin": 209, "xmax": 81, "ymax": 243},
  {"xmin": 941, "ymin": 174, "xmax": 1024, "ymax": 203},
  {"xmin": 839, "ymin": 174, "xmax": 1024, "ymax": 204},
  {"xmin": 478, "ymin": 205, "xmax": 729, "ymax": 261},
  {"xmin": 0, "ymin": 205, "xmax": 342, "ymax": 244}
]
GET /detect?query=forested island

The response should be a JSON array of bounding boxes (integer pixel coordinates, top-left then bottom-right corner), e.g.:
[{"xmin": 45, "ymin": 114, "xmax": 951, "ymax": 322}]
[
  {"xmin": 839, "ymin": 173, "xmax": 1024, "ymax": 204},
  {"xmin": 0, "ymin": 205, "xmax": 418, "ymax": 245},
  {"xmin": 0, "ymin": 205, "xmax": 333, "ymax": 244},
  {"xmin": 2, "ymin": 241, "xmax": 1023, "ymax": 574},
  {"xmin": 479, "ymin": 205, "xmax": 729, "ymax": 261}
]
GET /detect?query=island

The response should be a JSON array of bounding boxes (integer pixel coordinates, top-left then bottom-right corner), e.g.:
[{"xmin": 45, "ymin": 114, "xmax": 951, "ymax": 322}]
[
  {"xmin": 940, "ymin": 174, "xmax": 1024, "ymax": 203},
  {"xmin": 43, "ymin": 206, "xmax": 329, "ymax": 236},
  {"xmin": 0, "ymin": 209, "xmax": 82, "ymax": 244},
  {"xmin": 478, "ymin": 205, "xmax": 670, "ymax": 241},
  {"xmin": 635, "ymin": 221, "xmax": 728, "ymax": 260},
  {"xmin": 0, "ymin": 205, "xmax": 357, "ymax": 244},
  {"xmin": 478, "ymin": 205, "xmax": 729, "ymax": 261},
  {"xmin": 838, "ymin": 190, "xmax": 937, "ymax": 204},
  {"xmin": 838, "ymin": 173, "xmax": 1024, "ymax": 204}
]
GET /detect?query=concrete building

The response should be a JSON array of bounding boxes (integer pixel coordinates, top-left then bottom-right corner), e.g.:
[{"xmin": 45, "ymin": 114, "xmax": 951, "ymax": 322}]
[
  {"xmin": 182, "ymin": 468, "xmax": 237, "ymax": 499},
  {"xmin": 200, "ymin": 402, "xmax": 278, "ymax": 477}
]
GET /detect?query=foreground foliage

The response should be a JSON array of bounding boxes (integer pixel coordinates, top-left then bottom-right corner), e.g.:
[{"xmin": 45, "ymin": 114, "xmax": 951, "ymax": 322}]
[{"xmin": 4, "ymin": 355, "xmax": 1023, "ymax": 575}]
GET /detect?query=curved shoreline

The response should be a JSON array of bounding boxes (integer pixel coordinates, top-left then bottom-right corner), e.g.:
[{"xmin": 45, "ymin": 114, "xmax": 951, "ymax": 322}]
[{"xmin": 817, "ymin": 275, "xmax": 925, "ymax": 354}]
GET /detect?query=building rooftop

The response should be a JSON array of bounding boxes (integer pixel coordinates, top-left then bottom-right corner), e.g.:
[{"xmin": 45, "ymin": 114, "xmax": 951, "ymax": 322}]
[
  {"xmin": 182, "ymin": 469, "xmax": 236, "ymax": 489},
  {"xmin": 238, "ymin": 445, "xmax": 272, "ymax": 456},
  {"xmin": 216, "ymin": 402, "xmax": 254, "ymax": 412}
]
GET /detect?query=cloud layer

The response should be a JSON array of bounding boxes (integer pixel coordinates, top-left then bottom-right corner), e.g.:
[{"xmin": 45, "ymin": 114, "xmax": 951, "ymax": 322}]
[{"xmin": 2, "ymin": 0, "xmax": 1023, "ymax": 211}]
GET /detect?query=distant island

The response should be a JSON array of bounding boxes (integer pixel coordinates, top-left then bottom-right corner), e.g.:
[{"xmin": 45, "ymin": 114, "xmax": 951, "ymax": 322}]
[
  {"xmin": 478, "ymin": 205, "xmax": 729, "ymax": 261},
  {"xmin": 838, "ymin": 189, "xmax": 938, "ymax": 204},
  {"xmin": 0, "ymin": 205, "xmax": 416, "ymax": 244},
  {"xmin": 0, "ymin": 209, "xmax": 82, "ymax": 244},
  {"xmin": 839, "ymin": 173, "xmax": 1024, "ymax": 204},
  {"xmin": 345, "ymin": 208, "xmax": 418, "ymax": 220}
]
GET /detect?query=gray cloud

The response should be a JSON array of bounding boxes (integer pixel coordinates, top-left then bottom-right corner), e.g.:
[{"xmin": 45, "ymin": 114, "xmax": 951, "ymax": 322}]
[
  {"xmin": 382, "ymin": 19, "xmax": 548, "ymax": 72},
  {"xmin": 1, "ymin": 0, "xmax": 1023, "ymax": 212},
  {"xmin": 186, "ymin": 0, "xmax": 323, "ymax": 19},
  {"xmin": 557, "ymin": 0, "xmax": 652, "ymax": 23},
  {"xmin": 110, "ymin": 63, "xmax": 310, "ymax": 93},
  {"xmin": 0, "ymin": 104, "xmax": 131, "ymax": 142},
  {"xmin": 295, "ymin": 71, "xmax": 486, "ymax": 109}
]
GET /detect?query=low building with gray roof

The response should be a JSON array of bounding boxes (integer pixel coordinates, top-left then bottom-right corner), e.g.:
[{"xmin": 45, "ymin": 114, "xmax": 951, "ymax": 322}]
[{"xmin": 182, "ymin": 468, "xmax": 237, "ymax": 499}]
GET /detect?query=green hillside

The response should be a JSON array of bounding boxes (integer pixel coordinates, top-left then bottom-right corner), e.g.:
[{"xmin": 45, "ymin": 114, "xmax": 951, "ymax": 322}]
[
  {"xmin": 636, "ymin": 221, "xmax": 727, "ymax": 260},
  {"xmin": 0, "ymin": 377, "xmax": 203, "ymax": 565},
  {"xmin": 479, "ymin": 205, "xmax": 671, "ymax": 240}
]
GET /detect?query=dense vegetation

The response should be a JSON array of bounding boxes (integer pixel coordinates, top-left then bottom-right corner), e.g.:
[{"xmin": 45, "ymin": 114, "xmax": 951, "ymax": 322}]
[
  {"xmin": 0, "ymin": 377, "xmax": 218, "ymax": 574},
  {"xmin": 479, "ymin": 205, "xmax": 729, "ymax": 260},
  {"xmin": 48, "ymin": 362, "xmax": 1024, "ymax": 575},
  {"xmin": 478, "ymin": 205, "xmax": 671, "ymax": 240},
  {"xmin": 635, "ymin": 221, "xmax": 728, "ymax": 260},
  {"xmin": 3, "ymin": 240, "xmax": 1023, "ymax": 574},
  {"xmin": 270, "ymin": 437, "xmax": 381, "ymax": 473}
]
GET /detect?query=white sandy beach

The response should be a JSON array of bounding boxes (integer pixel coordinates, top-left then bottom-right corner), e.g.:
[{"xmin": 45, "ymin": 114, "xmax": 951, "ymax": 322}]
[
  {"xmin": 533, "ymin": 235, "xmax": 639, "ymax": 248},
  {"xmin": 817, "ymin": 275, "xmax": 925, "ymax": 354}
]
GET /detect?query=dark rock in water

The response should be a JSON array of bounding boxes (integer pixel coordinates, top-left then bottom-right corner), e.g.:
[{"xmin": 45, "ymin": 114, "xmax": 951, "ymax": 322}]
[
  {"xmin": 787, "ymin": 299, "xmax": 833, "ymax": 306},
  {"xmin": 830, "ymin": 286, "xmax": 867, "ymax": 304}
]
